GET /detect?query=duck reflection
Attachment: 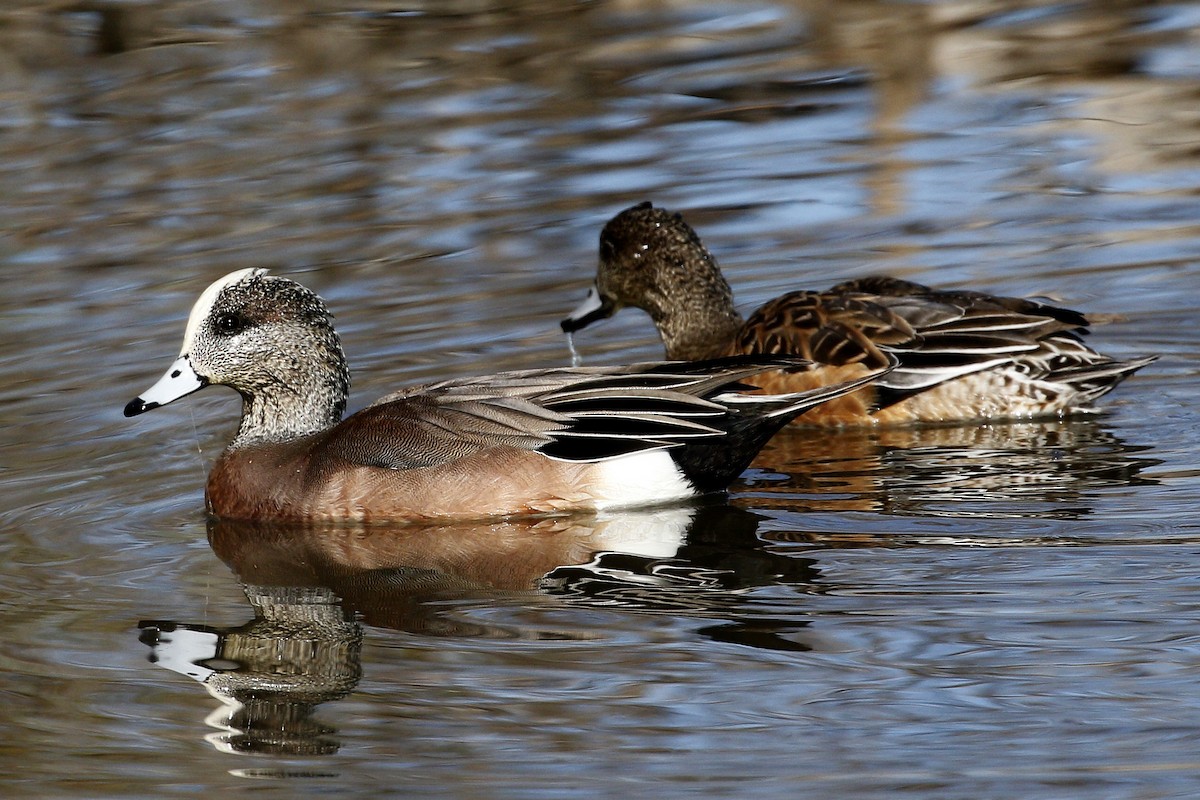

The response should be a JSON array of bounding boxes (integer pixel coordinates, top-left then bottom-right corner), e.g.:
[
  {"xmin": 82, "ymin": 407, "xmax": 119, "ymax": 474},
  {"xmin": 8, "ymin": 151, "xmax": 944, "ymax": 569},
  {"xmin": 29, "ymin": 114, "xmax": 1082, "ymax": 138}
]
[
  {"xmin": 202, "ymin": 507, "xmax": 731, "ymax": 632},
  {"xmin": 136, "ymin": 418, "xmax": 1157, "ymax": 756},
  {"xmin": 741, "ymin": 418, "xmax": 1157, "ymax": 518},
  {"xmin": 139, "ymin": 585, "xmax": 357, "ymax": 757},
  {"xmin": 138, "ymin": 503, "xmax": 822, "ymax": 756}
]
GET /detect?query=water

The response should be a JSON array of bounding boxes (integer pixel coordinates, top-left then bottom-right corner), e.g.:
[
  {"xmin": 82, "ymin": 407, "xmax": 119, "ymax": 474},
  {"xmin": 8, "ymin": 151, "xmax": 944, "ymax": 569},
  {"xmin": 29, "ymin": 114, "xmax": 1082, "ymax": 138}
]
[{"xmin": 3, "ymin": 1, "xmax": 1200, "ymax": 797}]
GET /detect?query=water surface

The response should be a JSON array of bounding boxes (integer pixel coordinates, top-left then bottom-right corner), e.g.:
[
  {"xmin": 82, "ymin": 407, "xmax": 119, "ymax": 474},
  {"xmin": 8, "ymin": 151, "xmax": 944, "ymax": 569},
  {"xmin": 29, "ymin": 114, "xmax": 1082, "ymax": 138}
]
[{"xmin": 3, "ymin": 1, "xmax": 1200, "ymax": 797}]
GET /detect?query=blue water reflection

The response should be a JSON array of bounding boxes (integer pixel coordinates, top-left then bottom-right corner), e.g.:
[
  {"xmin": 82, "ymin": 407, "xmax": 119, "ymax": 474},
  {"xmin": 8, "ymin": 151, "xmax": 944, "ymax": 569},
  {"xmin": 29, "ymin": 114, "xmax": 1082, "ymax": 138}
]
[{"xmin": 3, "ymin": 1, "xmax": 1200, "ymax": 797}]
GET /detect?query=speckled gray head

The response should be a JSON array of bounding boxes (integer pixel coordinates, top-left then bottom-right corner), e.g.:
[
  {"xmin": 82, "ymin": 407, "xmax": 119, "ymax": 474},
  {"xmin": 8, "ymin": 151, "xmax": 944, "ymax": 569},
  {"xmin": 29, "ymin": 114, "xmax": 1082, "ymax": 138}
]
[{"xmin": 125, "ymin": 268, "xmax": 350, "ymax": 444}]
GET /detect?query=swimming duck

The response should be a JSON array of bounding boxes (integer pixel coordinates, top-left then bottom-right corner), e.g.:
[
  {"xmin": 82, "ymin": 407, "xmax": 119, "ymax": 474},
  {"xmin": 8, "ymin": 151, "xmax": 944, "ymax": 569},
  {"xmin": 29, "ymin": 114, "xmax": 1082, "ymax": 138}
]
[
  {"xmin": 125, "ymin": 268, "xmax": 888, "ymax": 522},
  {"xmin": 562, "ymin": 202, "xmax": 1155, "ymax": 425}
]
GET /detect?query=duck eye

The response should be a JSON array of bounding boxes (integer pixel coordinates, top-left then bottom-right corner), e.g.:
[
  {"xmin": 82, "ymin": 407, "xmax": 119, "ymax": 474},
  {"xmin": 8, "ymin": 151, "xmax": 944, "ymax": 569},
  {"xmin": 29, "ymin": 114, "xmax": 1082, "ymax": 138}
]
[{"xmin": 213, "ymin": 312, "xmax": 247, "ymax": 335}]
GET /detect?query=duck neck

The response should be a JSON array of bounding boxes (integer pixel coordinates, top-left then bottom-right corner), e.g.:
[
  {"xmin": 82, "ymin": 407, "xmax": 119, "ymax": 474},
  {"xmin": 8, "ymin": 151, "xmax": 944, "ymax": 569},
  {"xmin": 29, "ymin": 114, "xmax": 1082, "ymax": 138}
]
[
  {"xmin": 231, "ymin": 350, "xmax": 350, "ymax": 448},
  {"xmin": 648, "ymin": 273, "xmax": 744, "ymax": 361}
]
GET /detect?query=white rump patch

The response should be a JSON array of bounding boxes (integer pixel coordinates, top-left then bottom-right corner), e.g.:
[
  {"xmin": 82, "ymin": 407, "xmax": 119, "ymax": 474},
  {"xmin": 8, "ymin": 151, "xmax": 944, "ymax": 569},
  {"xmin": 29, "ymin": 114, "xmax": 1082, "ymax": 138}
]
[{"xmin": 589, "ymin": 450, "xmax": 695, "ymax": 510}]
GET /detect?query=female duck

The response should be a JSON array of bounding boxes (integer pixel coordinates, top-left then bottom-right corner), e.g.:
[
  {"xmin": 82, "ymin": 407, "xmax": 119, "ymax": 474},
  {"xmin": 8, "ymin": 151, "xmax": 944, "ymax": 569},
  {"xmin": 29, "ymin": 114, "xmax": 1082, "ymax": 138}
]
[
  {"xmin": 562, "ymin": 202, "xmax": 1155, "ymax": 425},
  {"xmin": 125, "ymin": 268, "xmax": 886, "ymax": 522}
]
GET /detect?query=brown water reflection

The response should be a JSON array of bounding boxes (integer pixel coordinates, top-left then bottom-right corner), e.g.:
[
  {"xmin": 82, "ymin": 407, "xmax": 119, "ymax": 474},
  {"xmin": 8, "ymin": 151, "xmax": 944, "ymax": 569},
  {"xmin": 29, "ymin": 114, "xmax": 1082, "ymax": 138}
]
[
  {"xmin": 140, "ymin": 505, "xmax": 821, "ymax": 755},
  {"xmin": 189, "ymin": 504, "xmax": 815, "ymax": 635},
  {"xmin": 743, "ymin": 417, "xmax": 1158, "ymax": 518},
  {"xmin": 207, "ymin": 509, "xmax": 705, "ymax": 627}
]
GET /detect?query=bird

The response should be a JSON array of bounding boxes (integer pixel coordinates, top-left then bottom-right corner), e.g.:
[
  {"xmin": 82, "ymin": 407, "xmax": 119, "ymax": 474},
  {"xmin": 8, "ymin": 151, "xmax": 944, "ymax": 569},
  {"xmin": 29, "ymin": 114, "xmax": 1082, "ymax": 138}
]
[
  {"xmin": 561, "ymin": 201, "xmax": 1156, "ymax": 425},
  {"xmin": 124, "ymin": 268, "xmax": 890, "ymax": 522}
]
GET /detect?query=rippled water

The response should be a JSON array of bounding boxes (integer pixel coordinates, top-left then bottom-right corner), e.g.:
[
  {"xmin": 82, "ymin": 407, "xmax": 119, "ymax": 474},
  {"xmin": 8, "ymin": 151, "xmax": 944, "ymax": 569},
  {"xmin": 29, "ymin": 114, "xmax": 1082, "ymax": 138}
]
[{"xmin": 3, "ymin": 1, "xmax": 1200, "ymax": 797}]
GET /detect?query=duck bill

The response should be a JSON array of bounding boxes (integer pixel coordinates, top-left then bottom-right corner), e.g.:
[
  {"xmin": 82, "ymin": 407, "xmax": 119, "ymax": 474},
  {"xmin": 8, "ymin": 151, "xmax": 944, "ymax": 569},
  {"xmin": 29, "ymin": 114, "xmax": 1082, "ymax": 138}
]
[
  {"xmin": 560, "ymin": 284, "xmax": 615, "ymax": 333},
  {"xmin": 124, "ymin": 356, "xmax": 207, "ymax": 417}
]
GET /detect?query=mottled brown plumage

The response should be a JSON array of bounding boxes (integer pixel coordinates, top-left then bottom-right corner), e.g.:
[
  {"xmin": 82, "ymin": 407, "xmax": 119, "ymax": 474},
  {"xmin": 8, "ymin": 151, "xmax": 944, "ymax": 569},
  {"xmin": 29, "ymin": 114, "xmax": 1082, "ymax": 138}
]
[{"xmin": 562, "ymin": 202, "xmax": 1156, "ymax": 425}]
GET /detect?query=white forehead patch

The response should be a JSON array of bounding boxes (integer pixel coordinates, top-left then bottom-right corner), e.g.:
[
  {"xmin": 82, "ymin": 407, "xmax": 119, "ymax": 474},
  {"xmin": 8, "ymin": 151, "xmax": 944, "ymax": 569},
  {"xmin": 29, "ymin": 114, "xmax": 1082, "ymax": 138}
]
[{"xmin": 179, "ymin": 268, "xmax": 268, "ymax": 355}]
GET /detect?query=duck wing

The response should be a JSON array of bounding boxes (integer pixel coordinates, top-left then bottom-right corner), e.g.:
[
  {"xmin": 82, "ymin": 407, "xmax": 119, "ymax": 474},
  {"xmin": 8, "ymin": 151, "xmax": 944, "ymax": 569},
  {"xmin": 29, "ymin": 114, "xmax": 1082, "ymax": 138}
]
[
  {"xmin": 319, "ymin": 357, "xmax": 825, "ymax": 470},
  {"xmin": 737, "ymin": 277, "xmax": 1098, "ymax": 399}
]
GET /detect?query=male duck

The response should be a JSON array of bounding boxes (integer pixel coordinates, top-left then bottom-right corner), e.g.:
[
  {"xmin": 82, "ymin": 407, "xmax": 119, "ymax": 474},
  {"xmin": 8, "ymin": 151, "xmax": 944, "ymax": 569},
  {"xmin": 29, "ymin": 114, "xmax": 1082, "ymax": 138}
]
[
  {"xmin": 562, "ymin": 202, "xmax": 1156, "ymax": 425},
  {"xmin": 125, "ymin": 268, "xmax": 888, "ymax": 522}
]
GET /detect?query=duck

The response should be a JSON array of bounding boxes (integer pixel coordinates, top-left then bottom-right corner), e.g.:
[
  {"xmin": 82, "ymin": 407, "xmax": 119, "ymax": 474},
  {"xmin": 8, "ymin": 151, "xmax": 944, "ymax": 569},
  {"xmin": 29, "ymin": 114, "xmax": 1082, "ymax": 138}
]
[
  {"xmin": 124, "ymin": 268, "xmax": 890, "ymax": 522},
  {"xmin": 561, "ymin": 201, "xmax": 1156, "ymax": 425}
]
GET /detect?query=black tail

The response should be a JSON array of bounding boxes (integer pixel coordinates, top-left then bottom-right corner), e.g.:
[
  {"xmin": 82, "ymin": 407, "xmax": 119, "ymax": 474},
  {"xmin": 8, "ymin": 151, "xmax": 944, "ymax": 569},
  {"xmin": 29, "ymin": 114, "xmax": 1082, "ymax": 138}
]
[{"xmin": 672, "ymin": 364, "xmax": 893, "ymax": 494}]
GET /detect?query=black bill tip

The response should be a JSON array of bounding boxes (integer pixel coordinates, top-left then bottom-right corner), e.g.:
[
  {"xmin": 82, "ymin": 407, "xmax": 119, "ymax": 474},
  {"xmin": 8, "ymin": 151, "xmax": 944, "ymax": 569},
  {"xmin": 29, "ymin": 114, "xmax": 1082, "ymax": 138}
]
[
  {"xmin": 124, "ymin": 397, "xmax": 158, "ymax": 417},
  {"xmin": 561, "ymin": 306, "xmax": 610, "ymax": 334}
]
